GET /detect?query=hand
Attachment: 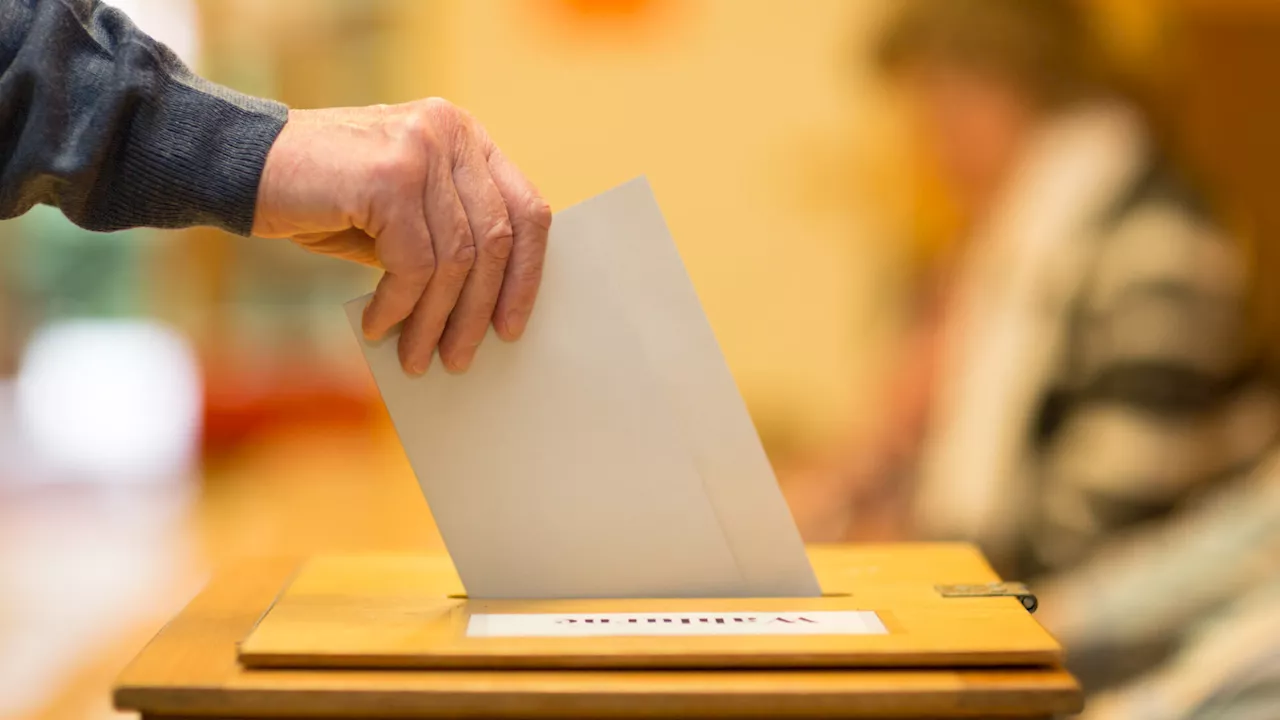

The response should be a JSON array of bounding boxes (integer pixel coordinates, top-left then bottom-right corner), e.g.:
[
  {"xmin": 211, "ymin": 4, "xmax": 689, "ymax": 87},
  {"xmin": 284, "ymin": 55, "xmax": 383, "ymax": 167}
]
[{"xmin": 253, "ymin": 99, "xmax": 552, "ymax": 375}]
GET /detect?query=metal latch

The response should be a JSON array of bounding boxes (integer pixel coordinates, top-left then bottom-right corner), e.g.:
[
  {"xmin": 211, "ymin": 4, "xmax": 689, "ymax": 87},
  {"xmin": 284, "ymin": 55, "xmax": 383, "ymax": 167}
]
[{"xmin": 935, "ymin": 582, "xmax": 1038, "ymax": 614}]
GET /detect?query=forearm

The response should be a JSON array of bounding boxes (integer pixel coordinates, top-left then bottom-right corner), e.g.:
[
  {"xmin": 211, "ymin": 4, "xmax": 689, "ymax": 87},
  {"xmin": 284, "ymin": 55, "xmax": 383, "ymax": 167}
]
[
  {"xmin": 0, "ymin": 0, "xmax": 287, "ymax": 234},
  {"xmin": 1037, "ymin": 452, "xmax": 1280, "ymax": 687}
]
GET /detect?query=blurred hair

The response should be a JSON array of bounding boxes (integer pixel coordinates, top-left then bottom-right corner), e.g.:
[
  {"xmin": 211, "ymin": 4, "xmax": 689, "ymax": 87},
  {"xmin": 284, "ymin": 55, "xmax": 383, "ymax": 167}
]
[
  {"xmin": 875, "ymin": 0, "xmax": 1109, "ymax": 110},
  {"xmin": 872, "ymin": 0, "xmax": 1280, "ymax": 371}
]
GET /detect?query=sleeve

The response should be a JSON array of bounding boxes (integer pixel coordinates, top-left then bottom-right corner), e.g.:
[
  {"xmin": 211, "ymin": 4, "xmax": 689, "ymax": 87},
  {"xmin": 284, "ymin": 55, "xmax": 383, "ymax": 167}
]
[
  {"xmin": 1029, "ymin": 201, "xmax": 1274, "ymax": 575},
  {"xmin": 0, "ymin": 0, "xmax": 288, "ymax": 235},
  {"xmin": 1037, "ymin": 455, "xmax": 1280, "ymax": 691},
  {"xmin": 1072, "ymin": 571, "xmax": 1280, "ymax": 720},
  {"xmin": 1029, "ymin": 200, "xmax": 1280, "ymax": 692}
]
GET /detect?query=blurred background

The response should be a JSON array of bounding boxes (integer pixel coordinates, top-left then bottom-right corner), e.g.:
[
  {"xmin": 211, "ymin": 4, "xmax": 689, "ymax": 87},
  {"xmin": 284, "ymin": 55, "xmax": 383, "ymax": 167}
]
[{"xmin": 2, "ymin": 0, "xmax": 1280, "ymax": 718}]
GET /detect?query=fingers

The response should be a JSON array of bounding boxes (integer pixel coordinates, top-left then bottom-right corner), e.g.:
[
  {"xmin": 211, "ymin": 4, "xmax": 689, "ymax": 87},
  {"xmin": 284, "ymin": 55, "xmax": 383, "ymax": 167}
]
[
  {"xmin": 396, "ymin": 140, "xmax": 476, "ymax": 375},
  {"xmin": 363, "ymin": 208, "xmax": 434, "ymax": 342},
  {"xmin": 437, "ymin": 142, "xmax": 514, "ymax": 372},
  {"xmin": 485, "ymin": 144, "xmax": 551, "ymax": 341},
  {"xmin": 347, "ymin": 99, "xmax": 548, "ymax": 376}
]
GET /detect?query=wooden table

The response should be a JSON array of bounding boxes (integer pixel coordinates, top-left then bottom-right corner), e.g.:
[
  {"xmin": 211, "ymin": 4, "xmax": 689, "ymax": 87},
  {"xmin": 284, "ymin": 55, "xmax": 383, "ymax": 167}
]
[{"xmin": 114, "ymin": 546, "xmax": 1082, "ymax": 719}]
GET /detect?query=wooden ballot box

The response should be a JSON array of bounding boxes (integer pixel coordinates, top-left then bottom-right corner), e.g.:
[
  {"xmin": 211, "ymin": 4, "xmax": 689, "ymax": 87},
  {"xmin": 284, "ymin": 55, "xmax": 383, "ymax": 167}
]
[{"xmin": 114, "ymin": 544, "xmax": 1083, "ymax": 719}]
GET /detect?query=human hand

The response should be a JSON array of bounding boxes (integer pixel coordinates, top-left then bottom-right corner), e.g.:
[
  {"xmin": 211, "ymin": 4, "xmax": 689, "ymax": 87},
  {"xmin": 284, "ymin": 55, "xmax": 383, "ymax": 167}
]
[{"xmin": 252, "ymin": 99, "xmax": 551, "ymax": 375}]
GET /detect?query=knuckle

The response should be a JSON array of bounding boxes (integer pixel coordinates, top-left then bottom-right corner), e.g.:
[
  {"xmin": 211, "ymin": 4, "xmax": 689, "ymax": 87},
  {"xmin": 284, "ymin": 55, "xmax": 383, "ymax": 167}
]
[
  {"xmin": 388, "ymin": 249, "xmax": 435, "ymax": 280},
  {"xmin": 389, "ymin": 110, "xmax": 425, "ymax": 143},
  {"xmin": 422, "ymin": 97, "xmax": 457, "ymax": 119},
  {"xmin": 477, "ymin": 217, "xmax": 515, "ymax": 260},
  {"xmin": 393, "ymin": 108, "xmax": 444, "ymax": 158},
  {"xmin": 523, "ymin": 196, "xmax": 553, "ymax": 233},
  {"xmin": 420, "ymin": 97, "xmax": 472, "ymax": 150},
  {"xmin": 438, "ymin": 217, "xmax": 477, "ymax": 275},
  {"xmin": 448, "ymin": 241, "xmax": 478, "ymax": 274},
  {"xmin": 411, "ymin": 252, "xmax": 437, "ymax": 277},
  {"xmin": 415, "ymin": 123, "xmax": 444, "ymax": 158}
]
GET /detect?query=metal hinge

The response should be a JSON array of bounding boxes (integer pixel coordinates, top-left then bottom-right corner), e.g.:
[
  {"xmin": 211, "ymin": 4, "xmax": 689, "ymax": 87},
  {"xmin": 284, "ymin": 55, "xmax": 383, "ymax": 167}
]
[{"xmin": 935, "ymin": 582, "xmax": 1038, "ymax": 614}]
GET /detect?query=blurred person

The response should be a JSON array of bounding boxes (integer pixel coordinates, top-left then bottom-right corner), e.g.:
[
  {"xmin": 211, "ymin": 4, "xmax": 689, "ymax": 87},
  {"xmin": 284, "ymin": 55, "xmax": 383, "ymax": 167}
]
[
  {"xmin": 1, "ymin": 0, "xmax": 551, "ymax": 376},
  {"xmin": 784, "ymin": 0, "xmax": 1280, "ymax": 714}
]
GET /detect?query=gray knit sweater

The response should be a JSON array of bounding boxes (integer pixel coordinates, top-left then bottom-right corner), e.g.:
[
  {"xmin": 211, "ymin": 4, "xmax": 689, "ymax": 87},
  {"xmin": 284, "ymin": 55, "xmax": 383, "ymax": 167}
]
[{"xmin": 0, "ymin": 0, "xmax": 287, "ymax": 236}]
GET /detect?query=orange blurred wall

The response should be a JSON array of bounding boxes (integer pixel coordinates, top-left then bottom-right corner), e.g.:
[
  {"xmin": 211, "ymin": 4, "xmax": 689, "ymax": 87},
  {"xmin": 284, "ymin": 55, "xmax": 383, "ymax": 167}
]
[{"xmin": 377, "ymin": 0, "xmax": 907, "ymax": 456}]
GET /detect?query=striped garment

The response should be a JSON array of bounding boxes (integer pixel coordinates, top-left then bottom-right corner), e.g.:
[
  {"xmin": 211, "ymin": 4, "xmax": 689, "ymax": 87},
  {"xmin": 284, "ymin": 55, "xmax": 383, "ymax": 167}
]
[{"xmin": 907, "ymin": 103, "xmax": 1280, "ymax": 717}]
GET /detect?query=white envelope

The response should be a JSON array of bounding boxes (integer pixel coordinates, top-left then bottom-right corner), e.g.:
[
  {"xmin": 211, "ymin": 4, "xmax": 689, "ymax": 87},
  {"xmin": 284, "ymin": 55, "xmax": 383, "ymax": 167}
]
[{"xmin": 345, "ymin": 177, "xmax": 819, "ymax": 599}]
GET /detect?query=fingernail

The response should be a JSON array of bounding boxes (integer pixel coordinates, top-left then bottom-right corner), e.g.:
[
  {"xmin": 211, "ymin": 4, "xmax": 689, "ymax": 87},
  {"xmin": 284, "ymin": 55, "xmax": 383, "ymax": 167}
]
[
  {"xmin": 446, "ymin": 348, "xmax": 476, "ymax": 374},
  {"xmin": 401, "ymin": 347, "xmax": 427, "ymax": 376},
  {"xmin": 503, "ymin": 309, "xmax": 527, "ymax": 339},
  {"xmin": 362, "ymin": 305, "xmax": 380, "ymax": 340}
]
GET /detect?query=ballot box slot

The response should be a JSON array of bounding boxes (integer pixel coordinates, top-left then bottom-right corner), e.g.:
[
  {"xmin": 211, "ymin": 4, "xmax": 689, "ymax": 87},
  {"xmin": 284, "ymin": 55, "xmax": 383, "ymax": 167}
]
[
  {"xmin": 447, "ymin": 592, "xmax": 853, "ymax": 599},
  {"xmin": 234, "ymin": 550, "xmax": 1064, "ymax": 671}
]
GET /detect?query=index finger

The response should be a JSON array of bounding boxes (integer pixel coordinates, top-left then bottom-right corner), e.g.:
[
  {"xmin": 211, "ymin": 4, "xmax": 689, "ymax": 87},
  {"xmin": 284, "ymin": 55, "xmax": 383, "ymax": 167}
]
[
  {"xmin": 485, "ymin": 145, "xmax": 551, "ymax": 341},
  {"xmin": 364, "ymin": 207, "xmax": 435, "ymax": 341}
]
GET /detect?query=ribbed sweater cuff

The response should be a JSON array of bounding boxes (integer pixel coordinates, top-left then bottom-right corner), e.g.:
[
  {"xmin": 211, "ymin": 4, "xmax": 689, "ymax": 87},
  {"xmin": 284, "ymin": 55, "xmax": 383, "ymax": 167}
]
[{"xmin": 87, "ymin": 77, "xmax": 288, "ymax": 236}]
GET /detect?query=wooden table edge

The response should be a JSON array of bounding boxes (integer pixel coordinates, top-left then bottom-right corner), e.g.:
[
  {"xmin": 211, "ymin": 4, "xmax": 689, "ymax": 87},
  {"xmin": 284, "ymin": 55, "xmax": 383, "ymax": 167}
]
[{"xmin": 114, "ymin": 548, "xmax": 1084, "ymax": 719}]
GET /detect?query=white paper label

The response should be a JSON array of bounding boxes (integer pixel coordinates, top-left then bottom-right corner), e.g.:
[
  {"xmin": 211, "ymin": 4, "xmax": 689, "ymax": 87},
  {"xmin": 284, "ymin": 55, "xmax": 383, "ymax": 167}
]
[{"xmin": 466, "ymin": 611, "xmax": 887, "ymax": 638}]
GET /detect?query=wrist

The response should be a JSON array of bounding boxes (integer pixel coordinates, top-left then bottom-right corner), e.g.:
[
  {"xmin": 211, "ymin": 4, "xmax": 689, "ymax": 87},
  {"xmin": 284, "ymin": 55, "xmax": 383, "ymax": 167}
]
[{"xmin": 251, "ymin": 109, "xmax": 298, "ymax": 238}]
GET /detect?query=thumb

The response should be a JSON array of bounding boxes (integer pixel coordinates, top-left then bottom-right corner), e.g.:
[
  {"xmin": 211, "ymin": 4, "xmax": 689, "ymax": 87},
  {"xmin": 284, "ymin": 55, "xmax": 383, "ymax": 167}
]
[{"xmin": 290, "ymin": 228, "xmax": 382, "ymax": 267}]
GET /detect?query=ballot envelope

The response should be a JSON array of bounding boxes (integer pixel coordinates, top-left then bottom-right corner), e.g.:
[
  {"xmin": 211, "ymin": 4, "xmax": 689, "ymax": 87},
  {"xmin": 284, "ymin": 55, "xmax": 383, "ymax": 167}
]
[{"xmin": 340, "ymin": 177, "xmax": 820, "ymax": 601}]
